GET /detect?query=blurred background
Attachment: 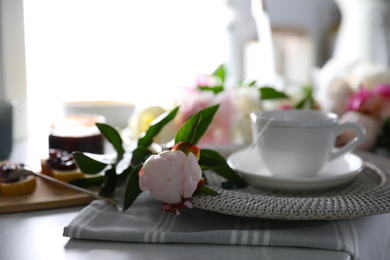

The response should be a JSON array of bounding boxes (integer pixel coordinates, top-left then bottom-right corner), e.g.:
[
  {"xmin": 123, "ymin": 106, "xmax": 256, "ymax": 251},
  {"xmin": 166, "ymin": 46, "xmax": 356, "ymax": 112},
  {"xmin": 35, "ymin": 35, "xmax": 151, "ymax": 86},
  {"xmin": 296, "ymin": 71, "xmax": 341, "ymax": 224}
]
[{"xmin": 1, "ymin": 0, "xmax": 389, "ymax": 144}]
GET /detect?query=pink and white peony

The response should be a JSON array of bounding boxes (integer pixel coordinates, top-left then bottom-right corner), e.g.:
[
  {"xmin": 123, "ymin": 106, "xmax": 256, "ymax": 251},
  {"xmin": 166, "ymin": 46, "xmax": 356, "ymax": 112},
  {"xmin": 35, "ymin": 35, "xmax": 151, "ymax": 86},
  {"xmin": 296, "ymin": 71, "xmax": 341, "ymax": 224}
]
[
  {"xmin": 174, "ymin": 88, "xmax": 236, "ymax": 145},
  {"xmin": 372, "ymin": 84, "xmax": 390, "ymax": 121},
  {"xmin": 138, "ymin": 146, "xmax": 202, "ymax": 214},
  {"xmin": 318, "ymin": 60, "xmax": 390, "ymax": 115},
  {"xmin": 194, "ymin": 73, "xmax": 218, "ymax": 87},
  {"xmin": 349, "ymin": 62, "xmax": 390, "ymax": 90},
  {"xmin": 346, "ymin": 84, "xmax": 390, "ymax": 122}
]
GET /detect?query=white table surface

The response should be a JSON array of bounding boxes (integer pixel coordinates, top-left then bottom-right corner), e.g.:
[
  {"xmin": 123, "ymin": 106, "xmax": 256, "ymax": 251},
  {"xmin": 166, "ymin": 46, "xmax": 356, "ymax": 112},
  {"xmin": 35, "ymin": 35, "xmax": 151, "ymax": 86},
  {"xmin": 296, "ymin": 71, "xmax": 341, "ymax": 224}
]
[{"xmin": 0, "ymin": 137, "xmax": 352, "ymax": 260}]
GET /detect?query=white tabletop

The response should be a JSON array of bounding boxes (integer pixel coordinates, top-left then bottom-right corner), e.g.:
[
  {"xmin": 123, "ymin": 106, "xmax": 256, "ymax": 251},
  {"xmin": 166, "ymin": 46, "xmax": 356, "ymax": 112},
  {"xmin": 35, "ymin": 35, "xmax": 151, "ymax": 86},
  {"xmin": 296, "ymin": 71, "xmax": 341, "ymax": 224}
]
[{"xmin": 0, "ymin": 137, "xmax": 353, "ymax": 260}]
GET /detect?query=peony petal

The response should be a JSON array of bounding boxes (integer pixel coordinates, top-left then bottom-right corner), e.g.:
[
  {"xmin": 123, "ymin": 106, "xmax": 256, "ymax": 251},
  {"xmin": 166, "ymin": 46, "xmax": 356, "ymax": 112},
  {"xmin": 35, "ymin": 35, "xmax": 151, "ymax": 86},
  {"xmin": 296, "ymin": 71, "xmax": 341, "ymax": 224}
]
[
  {"xmin": 141, "ymin": 151, "xmax": 186, "ymax": 188},
  {"xmin": 182, "ymin": 152, "xmax": 202, "ymax": 198},
  {"xmin": 373, "ymin": 84, "xmax": 390, "ymax": 98},
  {"xmin": 346, "ymin": 88, "xmax": 373, "ymax": 111},
  {"xmin": 167, "ymin": 172, "xmax": 185, "ymax": 198},
  {"xmin": 139, "ymin": 150, "xmax": 191, "ymax": 204},
  {"xmin": 139, "ymin": 172, "xmax": 165, "ymax": 191},
  {"xmin": 150, "ymin": 181, "xmax": 182, "ymax": 204}
]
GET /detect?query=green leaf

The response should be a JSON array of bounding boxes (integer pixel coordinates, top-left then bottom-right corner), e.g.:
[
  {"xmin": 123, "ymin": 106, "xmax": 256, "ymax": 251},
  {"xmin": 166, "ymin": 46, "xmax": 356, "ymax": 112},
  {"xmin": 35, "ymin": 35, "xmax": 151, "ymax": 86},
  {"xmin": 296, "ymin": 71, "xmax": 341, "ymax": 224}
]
[
  {"xmin": 123, "ymin": 165, "xmax": 143, "ymax": 210},
  {"xmin": 73, "ymin": 152, "xmax": 108, "ymax": 174},
  {"xmin": 306, "ymin": 86, "xmax": 316, "ymax": 109},
  {"xmin": 99, "ymin": 167, "xmax": 117, "ymax": 197},
  {"xmin": 199, "ymin": 149, "xmax": 247, "ymax": 188},
  {"xmin": 212, "ymin": 64, "xmax": 226, "ymax": 83},
  {"xmin": 309, "ymin": 97, "xmax": 315, "ymax": 109},
  {"xmin": 131, "ymin": 147, "xmax": 152, "ymax": 167},
  {"xmin": 196, "ymin": 185, "xmax": 219, "ymax": 196},
  {"xmin": 96, "ymin": 123, "xmax": 125, "ymax": 155},
  {"xmin": 211, "ymin": 166, "xmax": 247, "ymax": 188},
  {"xmin": 174, "ymin": 111, "xmax": 201, "ymax": 144},
  {"xmin": 237, "ymin": 80, "xmax": 257, "ymax": 87},
  {"xmin": 295, "ymin": 86, "xmax": 315, "ymax": 109},
  {"xmin": 200, "ymin": 165, "xmax": 211, "ymax": 171},
  {"xmin": 295, "ymin": 98, "xmax": 307, "ymax": 109},
  {"xmin": 259, "ymin": 87, "xmax": 289, "ymax": 100},
  {"xmin": 198, "ymin": 149, "xmax": 226, "ymax": 167},
  {"xmin": 69, "ymin": 175, "xmax": 105, "ymax": 187},
  {"xmin": 117, "ymin": 164, "xmax": 134, "ymax": 182},
  {"xmin": 191, "ymin": 104, "xmax": 220, "ymax": 145},
  {"xmin": 137, "ymin": 106, "xmax": 179, "ymax": 148},
  {"xmin": 197, "ymin": 85, "xmax": 224, "ymax": 94}
]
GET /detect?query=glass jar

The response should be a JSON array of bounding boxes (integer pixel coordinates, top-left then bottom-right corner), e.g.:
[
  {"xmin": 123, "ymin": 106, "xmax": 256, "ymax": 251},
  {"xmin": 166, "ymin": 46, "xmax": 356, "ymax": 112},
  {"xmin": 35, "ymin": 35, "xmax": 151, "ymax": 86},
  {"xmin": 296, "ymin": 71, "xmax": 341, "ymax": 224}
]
[{"xmin": 49, "ymin": 114, "xmax": 105, "ymax": 154}]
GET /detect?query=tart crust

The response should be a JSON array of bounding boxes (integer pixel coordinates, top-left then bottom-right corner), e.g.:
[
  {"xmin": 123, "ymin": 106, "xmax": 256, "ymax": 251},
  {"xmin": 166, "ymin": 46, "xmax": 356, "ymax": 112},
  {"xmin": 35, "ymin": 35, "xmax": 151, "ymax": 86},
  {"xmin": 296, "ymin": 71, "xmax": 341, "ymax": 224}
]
[{"xmin": 0, "ymin": 161, "xmax": 37, "ymax": 196}]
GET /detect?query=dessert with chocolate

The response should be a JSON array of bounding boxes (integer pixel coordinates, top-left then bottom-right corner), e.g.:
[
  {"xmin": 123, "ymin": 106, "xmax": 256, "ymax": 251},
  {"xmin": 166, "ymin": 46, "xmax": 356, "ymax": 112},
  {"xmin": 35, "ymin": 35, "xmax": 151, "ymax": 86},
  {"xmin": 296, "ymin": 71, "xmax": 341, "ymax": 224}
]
[
  {"xmin": 0, "ymin": 162, "xmax": 36, "ymax": 196},
  {"xmin": 41, "ymin": 149, "xmax": 84, "ymax": 184}
]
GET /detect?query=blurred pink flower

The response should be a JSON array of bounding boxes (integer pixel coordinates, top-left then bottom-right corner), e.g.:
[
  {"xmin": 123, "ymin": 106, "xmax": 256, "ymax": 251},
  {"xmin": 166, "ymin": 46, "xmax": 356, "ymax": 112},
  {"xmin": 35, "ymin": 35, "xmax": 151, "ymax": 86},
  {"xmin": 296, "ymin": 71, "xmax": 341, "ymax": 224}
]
[
  {"xmin": 195, "ymin": 74, "xmax": 217, "ymax": 87},
  {"xmin": 373, "ymin": 84, "xmax": 390, "ymax": 120},
  {"xmin": 139, "ymin": 150, "xmax": 202, "ymax": 210},
  {"xmin": 175, "ymin": 90, "xmax": 236, "ymax": 144},
  {"xmin": 346, "ymin": 87, "xmax": 373, "ymax": 112},
  {"xmin": 373, "ymin": 83, "xmax": 390, "ymax": 98},
  {"xmin": 346, "ymin": 85, "xmax": 390, "ymax": 121},
  {"xmin": 341, "ymin": 84, "xmax": 390, "ymax": 150}
]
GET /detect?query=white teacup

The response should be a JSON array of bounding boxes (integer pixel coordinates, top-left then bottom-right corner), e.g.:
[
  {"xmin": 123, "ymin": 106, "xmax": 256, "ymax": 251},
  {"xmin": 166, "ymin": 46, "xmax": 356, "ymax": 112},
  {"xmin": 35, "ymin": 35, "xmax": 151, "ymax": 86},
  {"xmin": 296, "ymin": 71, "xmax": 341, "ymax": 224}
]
[{"xmin": 251, "ymin": 109, "xmax": 366, "ymax": 178}]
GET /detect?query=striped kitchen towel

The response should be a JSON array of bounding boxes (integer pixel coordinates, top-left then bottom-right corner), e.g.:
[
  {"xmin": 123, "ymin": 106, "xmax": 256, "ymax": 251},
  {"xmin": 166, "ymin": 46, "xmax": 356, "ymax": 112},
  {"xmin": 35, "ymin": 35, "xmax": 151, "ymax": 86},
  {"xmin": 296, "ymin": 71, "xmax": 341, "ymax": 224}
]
[{"xmin": 63, "ymin": 191, "xmax": 390, "ymax": 260}]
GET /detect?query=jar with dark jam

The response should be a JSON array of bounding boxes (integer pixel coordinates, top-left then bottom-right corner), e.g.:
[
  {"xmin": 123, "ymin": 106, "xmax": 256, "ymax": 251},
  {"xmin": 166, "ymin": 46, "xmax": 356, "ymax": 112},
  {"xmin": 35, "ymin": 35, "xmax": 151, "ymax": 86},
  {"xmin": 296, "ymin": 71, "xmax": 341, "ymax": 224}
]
[{"xmin": 49, "ymin": 114, "xmax": 105, "ymax": 154}]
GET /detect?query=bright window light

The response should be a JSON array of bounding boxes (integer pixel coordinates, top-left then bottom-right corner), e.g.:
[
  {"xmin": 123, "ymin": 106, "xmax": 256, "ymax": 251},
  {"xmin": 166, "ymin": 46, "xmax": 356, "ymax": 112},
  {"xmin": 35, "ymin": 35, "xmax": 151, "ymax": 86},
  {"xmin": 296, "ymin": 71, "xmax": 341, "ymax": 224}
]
[{"xmin": 23, "ymin": 0, "xmax": 228, "ymax": 133}]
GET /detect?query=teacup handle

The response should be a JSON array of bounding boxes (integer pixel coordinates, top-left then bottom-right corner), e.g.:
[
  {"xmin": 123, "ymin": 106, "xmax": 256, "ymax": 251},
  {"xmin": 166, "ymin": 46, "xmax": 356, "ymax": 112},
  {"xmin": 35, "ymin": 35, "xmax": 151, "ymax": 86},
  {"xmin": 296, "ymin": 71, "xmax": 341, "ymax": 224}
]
[{"xmin": 329, "ymin": 122, "xmax": 366, "ymax": 161}]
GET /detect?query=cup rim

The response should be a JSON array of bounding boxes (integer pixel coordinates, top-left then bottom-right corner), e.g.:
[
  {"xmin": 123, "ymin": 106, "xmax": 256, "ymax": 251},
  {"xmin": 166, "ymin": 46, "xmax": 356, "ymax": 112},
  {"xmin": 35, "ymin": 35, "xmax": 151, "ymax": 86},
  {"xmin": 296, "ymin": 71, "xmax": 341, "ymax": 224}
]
[{"xmin": 251, "ymin": 109, "xmax": 338, "ymax": 127}]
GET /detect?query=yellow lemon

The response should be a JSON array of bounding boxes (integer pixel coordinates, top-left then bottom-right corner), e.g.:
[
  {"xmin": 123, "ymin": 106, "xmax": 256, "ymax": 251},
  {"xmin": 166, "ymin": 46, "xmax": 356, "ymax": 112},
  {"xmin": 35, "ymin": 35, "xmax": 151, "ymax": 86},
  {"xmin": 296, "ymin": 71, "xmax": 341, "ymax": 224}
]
[
  {"xmin": 129, "ymin": 106, "xmax": 177, "ymax": 144},
  {"xmin": 138, "ymin": 106, "xmax": 167, "ymax": 134},
  {"xmin": 129, "ymin": 106, "xmax": 166, "ymax": 137}
]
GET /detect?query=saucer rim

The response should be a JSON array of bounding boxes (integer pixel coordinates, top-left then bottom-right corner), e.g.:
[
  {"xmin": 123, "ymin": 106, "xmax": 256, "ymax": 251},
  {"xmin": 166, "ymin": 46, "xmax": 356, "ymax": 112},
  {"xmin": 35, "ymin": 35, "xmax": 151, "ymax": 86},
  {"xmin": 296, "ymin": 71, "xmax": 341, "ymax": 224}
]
[{"xmin": 227, "ymin": 147, "xmax": 364, "ymax": 190}]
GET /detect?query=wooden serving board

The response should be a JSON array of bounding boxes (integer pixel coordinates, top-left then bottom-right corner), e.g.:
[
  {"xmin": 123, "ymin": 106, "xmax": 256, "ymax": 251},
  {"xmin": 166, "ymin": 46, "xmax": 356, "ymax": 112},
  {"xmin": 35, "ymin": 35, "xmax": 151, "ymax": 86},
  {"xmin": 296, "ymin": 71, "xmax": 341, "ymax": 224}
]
[{"xmin": 0, "ymin": 177, "xmax": 100, "ymax": 213}]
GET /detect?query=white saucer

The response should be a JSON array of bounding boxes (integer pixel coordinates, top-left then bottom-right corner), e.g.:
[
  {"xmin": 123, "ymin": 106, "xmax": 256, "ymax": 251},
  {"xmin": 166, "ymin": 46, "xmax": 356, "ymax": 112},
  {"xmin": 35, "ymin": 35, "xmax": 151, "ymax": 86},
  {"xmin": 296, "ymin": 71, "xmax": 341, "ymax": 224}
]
[{"xmin": 227, "ymin": 147, "xmax": 364, "ymax": 191}]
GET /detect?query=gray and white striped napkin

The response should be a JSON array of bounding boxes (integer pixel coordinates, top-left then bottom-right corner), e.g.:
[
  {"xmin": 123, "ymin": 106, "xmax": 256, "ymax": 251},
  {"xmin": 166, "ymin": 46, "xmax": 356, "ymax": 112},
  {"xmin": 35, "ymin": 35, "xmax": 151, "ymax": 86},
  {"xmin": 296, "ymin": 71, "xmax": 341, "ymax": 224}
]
[{"xmin": 63, "ymin": 190, "xmax": 390, "ymax": 260}]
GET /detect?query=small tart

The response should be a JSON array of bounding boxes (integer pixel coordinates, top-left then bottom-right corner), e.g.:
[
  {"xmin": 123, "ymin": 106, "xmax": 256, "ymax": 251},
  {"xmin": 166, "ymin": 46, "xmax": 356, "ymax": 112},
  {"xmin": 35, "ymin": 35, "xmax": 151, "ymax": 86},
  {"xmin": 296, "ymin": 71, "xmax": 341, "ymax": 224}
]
[
  {"xmin": 41, "ymin": 149, "xmax": 84, "ymax": 187},
  {"xmin": 41, "ymin": 159, "xmax": 84, "ymax": 189},
  {"xmin": 0, "ymin": 162, "xmax": 37, "ymax": 196},
  {"xmin": 0, "ymin": 175, "xmax": 37, "ymax": 196},
  {"xmin": 50, "ymin": 168, "xmax": 84, "ymax": 183}
]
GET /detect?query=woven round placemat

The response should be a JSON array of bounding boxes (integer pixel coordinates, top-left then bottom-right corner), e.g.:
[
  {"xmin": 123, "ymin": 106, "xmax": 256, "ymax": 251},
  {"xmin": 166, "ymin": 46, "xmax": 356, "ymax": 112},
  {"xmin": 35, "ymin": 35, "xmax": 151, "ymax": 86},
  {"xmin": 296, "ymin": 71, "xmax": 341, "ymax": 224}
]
[{"xmin": 192, "ymin": 150, "xmax": 390, "ymax": 220}]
